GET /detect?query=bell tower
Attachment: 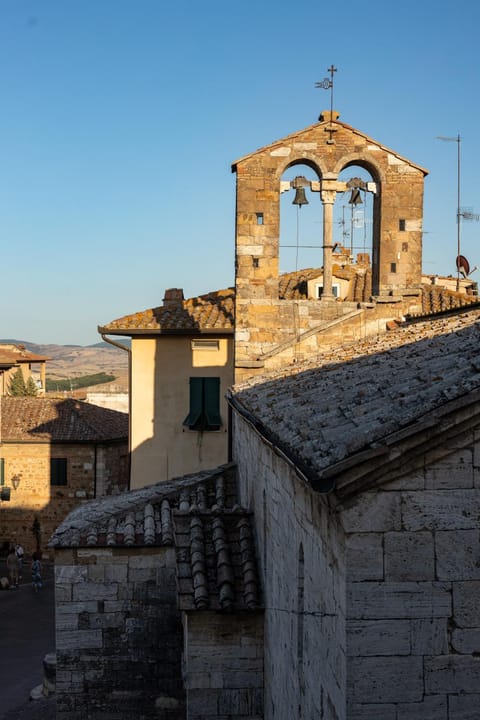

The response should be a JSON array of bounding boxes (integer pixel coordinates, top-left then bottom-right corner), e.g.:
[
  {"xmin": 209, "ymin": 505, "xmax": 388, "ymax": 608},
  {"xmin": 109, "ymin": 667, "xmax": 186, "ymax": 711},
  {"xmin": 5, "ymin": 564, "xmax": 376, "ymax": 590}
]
[{"xmin": 231, "ymin": 110, "xmax": 428, "ymax": 381}]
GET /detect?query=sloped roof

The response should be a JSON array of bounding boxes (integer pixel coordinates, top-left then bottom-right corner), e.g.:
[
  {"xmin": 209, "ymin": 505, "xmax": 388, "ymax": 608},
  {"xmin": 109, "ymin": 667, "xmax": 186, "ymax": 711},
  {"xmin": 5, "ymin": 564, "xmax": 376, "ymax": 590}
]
[
  {"xmin": 98, "ymin": 288, "xmax": 235, "ymax": 336},
  {"xmin": 229, "ymin": 308, "xmax": 480, "ymax": 497},
  {"xmin": 50, "ymin": 464, "xmax": 261, "ymax": 612},
  {"xmin": 0, "ymin": 344, "xmax": 50, "ymax": 365},
  {"xmin": 231, "ymin": 113, "xmax": 428, "ymax": 175},
  {"xmin": 0, "ymin": 397, "xmax": 128, "ymax": 443}
]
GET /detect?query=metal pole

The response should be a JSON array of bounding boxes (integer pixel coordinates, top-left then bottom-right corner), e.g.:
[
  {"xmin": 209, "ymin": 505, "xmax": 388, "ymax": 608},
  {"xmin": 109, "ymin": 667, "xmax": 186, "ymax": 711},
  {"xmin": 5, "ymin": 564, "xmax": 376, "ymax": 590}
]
[
  {"xmin": 436, "ymin": 134, "xmax": 462, "ymax": 291},
  {"xmin": 456, "ymin": 134, "xmax": 461, "ymax": 291}
]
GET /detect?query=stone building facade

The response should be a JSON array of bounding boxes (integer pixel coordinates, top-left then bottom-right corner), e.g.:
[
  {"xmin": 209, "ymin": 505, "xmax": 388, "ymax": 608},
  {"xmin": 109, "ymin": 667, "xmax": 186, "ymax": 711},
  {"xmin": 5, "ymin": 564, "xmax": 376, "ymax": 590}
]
[
  {"xmin": 99, "ymin": 288, "xmax": 235, "ymax": 488},
  {"xmin": 230, "ymin": 307, "xmax": 480, "ymax": 719},
  {"xmin": 50, "ymin": 465, "xmax": 263, "ymax": 720},
  {"xmin": 0, "ymin": 397, "xmax": 128, "ymax": 555},
  {"xmin": 0, "ymin": 343, "xmax": 49, "ymax": 395}
]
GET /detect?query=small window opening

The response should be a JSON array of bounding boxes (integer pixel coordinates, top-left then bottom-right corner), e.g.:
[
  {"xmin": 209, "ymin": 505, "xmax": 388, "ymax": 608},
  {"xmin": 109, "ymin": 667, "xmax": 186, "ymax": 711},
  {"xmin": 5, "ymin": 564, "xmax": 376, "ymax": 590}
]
[
  {"xmin": 399, "ymin": 219, "xmax": 406, "ymax": 231},
  {"xmin": 316, "ymin": 283, "xmax": 340, "ymax": 299},
  {"xmin": 51, "ymin": 458, "xmax": 68, "ymax": 486},
  {"xmin": 402, "ymin": 242, "xmax": 409, "ymax": 252},
  {"xmin": 390, "ymin": 262, "xmax": 397, "ymax": 273},
  {"xmin": 253, "ymin": 257, "xmax": 259, "ymax": 268},
  {"xmin": 256, "ymin": 213, "xmax": 264, "ymax": 225}
]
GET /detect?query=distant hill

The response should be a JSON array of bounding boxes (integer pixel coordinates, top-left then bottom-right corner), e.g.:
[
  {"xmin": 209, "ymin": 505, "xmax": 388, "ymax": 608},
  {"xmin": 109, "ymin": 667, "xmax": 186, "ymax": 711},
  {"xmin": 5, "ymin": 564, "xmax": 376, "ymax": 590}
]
[{"xmin": 0, "ymin": 339, "xmax": 130, "ymax": 392}]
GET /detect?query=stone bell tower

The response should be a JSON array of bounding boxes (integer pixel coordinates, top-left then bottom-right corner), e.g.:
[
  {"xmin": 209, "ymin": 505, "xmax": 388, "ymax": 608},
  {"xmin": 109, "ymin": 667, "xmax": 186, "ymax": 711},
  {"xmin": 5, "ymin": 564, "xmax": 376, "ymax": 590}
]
[{"xmin": 231, "ymin": 110, "xmax": 428, "ymax": 381}]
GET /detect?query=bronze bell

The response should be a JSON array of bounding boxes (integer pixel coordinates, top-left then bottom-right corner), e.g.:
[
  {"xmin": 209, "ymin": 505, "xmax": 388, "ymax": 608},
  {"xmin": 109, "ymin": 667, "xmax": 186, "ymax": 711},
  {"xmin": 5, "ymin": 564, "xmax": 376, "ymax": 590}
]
[
  {"xmin": 292, "ymin": 187, "xmax": 309, "ymax": 206},
  {"xmin": 349, "ymin": 188, "xmax": 363, "ymax": 205}
]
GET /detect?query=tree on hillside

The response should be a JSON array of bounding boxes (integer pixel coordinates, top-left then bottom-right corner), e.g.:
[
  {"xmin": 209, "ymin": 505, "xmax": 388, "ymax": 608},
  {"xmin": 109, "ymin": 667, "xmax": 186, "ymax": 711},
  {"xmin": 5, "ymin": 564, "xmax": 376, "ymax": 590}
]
[{"xmin": 8, "ymin": 368, "xmax": 38, "ymax": 396}]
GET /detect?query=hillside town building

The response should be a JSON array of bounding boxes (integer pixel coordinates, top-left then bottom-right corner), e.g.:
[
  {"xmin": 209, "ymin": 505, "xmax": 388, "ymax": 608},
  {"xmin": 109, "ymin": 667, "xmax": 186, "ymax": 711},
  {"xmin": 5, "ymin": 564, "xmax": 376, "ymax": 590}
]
[
  {"xmin": 0, "ymin": 343, "xmax": 49, "ymax": 396},
  {"xmin": 0, "ymin": 397, "xmax": 128, "ymax": 555},
  {"xmin": 52, "ymin": 108, "xmax": 480, "ymax": 719}
]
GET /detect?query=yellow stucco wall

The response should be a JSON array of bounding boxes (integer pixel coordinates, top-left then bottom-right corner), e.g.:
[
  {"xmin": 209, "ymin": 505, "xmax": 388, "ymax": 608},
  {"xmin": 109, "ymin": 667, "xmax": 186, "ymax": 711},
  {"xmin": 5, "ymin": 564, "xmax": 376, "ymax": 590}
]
[{"xmin": 130, "ymin": 335, "xmax": 233, "ymax": 488}]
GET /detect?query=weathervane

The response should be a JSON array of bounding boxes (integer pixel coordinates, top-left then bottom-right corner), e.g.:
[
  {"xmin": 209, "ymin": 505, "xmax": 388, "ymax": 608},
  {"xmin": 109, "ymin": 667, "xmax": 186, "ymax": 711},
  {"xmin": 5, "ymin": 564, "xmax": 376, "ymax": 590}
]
[{"xmin": 315, "ymin": 65, "xmax": 337, "ymax": 141}]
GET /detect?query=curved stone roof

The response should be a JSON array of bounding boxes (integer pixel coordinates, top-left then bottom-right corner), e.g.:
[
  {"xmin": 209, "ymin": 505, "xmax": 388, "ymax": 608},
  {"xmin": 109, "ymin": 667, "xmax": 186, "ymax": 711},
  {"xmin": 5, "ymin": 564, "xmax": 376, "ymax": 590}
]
[
  {"xmin": 0, "ymin": 397, "xmax": 128, "ymax": 443},
  {"xmin": 50, "ymin": 465, "xmax": 261, "ymax": 612}
]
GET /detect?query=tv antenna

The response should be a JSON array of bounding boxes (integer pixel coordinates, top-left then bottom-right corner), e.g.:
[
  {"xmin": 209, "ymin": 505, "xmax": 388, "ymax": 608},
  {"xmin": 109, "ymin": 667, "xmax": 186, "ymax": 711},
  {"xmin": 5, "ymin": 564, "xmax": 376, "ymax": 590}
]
[{"xmin": 436, "ymin": 134, "xmax": 480, "ymax": 290}]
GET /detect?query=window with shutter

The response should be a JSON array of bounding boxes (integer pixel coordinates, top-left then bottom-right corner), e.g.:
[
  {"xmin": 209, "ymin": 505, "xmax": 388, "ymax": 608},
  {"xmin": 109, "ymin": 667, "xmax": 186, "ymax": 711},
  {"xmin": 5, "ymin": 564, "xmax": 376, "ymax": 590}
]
[
  {"xmin": 183, "ymin": 377, "xmax": 222, "ymax": 431},
  {"xmin": 0, "ymin": 459, "xmax": 4, "ymax": 486}
]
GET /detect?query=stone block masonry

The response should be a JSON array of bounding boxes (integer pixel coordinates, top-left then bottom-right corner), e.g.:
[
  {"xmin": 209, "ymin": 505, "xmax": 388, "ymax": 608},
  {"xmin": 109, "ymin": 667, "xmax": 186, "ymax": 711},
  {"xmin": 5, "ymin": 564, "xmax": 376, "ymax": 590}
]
[
  {"xmin": 184, "ymin": 612, "xmax": 264, "ymax": 720},
  {"xmin": 343, "ymin": 435, "xmax": 480, "ymax": 718},
  {"xmin": 55, "ymin": 546, "xmax": 185, "ymax": 720}
]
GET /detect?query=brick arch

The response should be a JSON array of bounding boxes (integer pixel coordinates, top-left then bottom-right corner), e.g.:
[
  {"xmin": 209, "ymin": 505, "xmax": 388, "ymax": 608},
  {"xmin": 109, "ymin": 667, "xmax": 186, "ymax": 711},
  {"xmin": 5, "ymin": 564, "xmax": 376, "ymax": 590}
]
[
  {"xmin": 333, "ymin": 152, "xmax": 385, "ymax": 185},
  {"xmin": 276, "ymin": 155, "xmax": 326, "ymax": 181}
]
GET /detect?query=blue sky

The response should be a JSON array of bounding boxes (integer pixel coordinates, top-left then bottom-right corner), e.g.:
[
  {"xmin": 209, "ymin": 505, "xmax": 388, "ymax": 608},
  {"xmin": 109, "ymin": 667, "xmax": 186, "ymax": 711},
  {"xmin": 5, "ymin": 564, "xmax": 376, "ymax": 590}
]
[{"xmin": 1, "ymin": 0, "xmax": 479, "ymax": 345}]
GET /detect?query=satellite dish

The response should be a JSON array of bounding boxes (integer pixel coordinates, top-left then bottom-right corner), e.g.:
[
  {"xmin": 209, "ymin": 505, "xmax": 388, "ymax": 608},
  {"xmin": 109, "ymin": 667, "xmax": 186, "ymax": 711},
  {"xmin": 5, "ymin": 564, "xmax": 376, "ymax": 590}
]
[
  {"xmin": 456, "ymin": 255, "xmax": 478, "ymax": 278},
  {"xmin": 456, "ymin": 255, "xmax": 470, "ymax": 277}
]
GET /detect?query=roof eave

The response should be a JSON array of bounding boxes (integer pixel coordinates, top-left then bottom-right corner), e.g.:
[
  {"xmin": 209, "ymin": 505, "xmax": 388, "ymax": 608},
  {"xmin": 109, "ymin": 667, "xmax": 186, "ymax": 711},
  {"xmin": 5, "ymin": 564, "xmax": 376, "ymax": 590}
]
[
  {"xmin": 229, "ymin": 386, "xmax": 480, "ymax": 500},
  {"xmin": 98, "ymin": 326, "xmax": 233, "ymax": 337}
]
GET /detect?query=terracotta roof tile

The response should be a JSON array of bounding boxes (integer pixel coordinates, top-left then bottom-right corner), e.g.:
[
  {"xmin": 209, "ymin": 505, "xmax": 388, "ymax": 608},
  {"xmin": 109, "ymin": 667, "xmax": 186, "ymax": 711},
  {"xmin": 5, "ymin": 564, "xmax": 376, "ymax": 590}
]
[
  {"xmin": 50, "ymin": 465, "xmax": 261, "ymax": 612},
  {"xmin": 99, "ymin": 274, "xmax": 478, "ymax": 337},
  {"xmin": 0, "ymin": 344, "xmax": 50, "ymax": 364},
  {"xmin": 0, "ymin": 397, "xmax": 128, "ymax": 443},
  {"xmin": 99, "ymin": 288, "xmax": 235, "ymax": 335}
]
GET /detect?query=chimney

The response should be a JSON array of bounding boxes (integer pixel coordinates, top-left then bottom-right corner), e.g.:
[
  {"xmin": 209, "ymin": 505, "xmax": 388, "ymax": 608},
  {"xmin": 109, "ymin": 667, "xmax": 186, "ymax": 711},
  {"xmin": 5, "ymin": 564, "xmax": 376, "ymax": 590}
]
[{"xmin": 163, "ymin": 288, "xmax": 184, "ymax": 309}]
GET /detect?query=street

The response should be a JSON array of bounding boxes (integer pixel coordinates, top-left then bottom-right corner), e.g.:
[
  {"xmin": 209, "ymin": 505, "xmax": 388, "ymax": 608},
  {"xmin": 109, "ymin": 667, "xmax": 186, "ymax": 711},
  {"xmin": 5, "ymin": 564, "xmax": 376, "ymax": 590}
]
[{"xmin": 0, "ymin": 560, "xmax": 55, "ymax": 720}]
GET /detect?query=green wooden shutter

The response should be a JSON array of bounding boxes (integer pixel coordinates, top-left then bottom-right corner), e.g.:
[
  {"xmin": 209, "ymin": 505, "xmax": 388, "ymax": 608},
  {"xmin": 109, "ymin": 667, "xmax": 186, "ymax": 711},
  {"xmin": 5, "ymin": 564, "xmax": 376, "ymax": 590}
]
[
  {"xmin": 183, "ymin": 377, "xmax": 204, "ymax": 429},
  {"xmin": 0, "ymin": 459, "xmax": 4, "ymax": 486},
  {"xmin": 204, "ymin": 377, "xmax": 221, "ymax": 429}
]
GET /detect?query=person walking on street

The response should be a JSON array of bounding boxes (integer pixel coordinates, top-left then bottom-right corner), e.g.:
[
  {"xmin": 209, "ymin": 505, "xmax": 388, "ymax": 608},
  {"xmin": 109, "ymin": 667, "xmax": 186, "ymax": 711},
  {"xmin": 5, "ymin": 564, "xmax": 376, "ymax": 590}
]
[
  {"xmin": 15, "ymin": 542, "xmax": 24, "ymax": 579},
  {"xmin": 31, "ymin": 552, "xmax": 42, "ymax": 592},
  {"xmin": 7, "ymin": 547, "xmax": 19, "ymax": 589}
]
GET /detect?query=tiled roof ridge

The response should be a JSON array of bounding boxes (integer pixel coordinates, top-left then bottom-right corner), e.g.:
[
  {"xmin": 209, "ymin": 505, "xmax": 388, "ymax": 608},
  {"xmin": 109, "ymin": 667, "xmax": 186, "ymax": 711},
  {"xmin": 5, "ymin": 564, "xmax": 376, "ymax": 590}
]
[
  {"xmin": 50, "ymin": 463, "xmax": 262, "ymax": 612},
  {"xmin": 49, "ymin": 464, "xmax": 237, "ymax": 547}
]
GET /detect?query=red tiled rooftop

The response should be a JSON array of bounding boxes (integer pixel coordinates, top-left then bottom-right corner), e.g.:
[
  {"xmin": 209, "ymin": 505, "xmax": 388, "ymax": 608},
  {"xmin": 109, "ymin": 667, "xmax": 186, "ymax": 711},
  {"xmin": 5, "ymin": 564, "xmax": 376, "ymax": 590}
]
[
  {"xmin": 99, "ymin": 273, "xmax": 479, "ymax": 336},
  {"xmin": 0, "ymin": 344, "xmax": 50, "ymax": 365},
  {"xmin": 0, "ymin": 397, "xmax": 128, "ymax": 443},
  {"xmin": 98, "ymin": 288, "xmax": 235, "ymax": 335}
]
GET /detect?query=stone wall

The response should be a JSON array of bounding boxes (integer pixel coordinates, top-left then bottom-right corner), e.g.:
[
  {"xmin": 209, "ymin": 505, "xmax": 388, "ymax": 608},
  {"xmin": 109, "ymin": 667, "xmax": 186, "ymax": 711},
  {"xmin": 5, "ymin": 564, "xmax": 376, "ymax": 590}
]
[
  {"xmin": 341, "ymin": 433, "xmax": 480, "ymax": 719},
  {"xmin": 234, "ymin": 295, "xmax": 423, "ymax": 384},
  {"xmin": 233, "ymin": 412, "xmax": 346, "ymax": 720},
  {"xmin": 0, "ymin": 442, "xmax": 128, "ymax": 556},
  {"xmin": 183, "ymin": 612, "xmax": 264, "ymax": 719},
  {"xmin": 55, "ymin": 546, "xmax": 185, "ymax": 720}
]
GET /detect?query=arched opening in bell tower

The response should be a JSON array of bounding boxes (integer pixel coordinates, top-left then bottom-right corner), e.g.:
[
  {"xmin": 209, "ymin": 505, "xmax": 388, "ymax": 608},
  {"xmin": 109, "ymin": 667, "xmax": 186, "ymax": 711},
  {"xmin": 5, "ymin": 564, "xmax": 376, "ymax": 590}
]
[
  {"xmin": 279, "ymin": 162, "xmax": 323, "ymax": 277},
  {"xmin": 334, "ymin": 164, "xmax": 375, "ymax": 266},
  {"xmin": 333, "ymin": 162, "xmax": 378, "ymax": 298}
]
